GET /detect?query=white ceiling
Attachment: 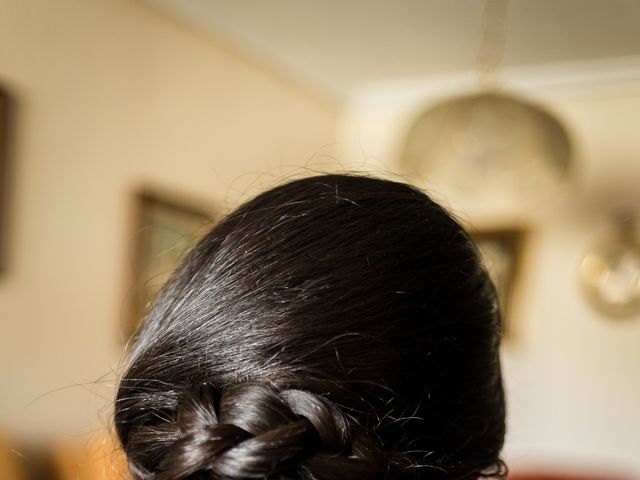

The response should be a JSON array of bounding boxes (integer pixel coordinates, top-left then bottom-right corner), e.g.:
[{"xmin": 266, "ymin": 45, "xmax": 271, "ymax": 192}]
[{"xmin": 144, "ymin": 0, "xmax": 640, "ymax": 100}]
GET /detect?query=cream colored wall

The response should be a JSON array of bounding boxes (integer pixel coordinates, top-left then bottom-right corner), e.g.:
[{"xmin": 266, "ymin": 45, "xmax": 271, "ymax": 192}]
[
  {"xmin": 339, "ymin": 65, "xmax": 640, "ymax": 475},
  {"xmin": 2, "ymin": 1, "xmax": 638, "ymax": 474},
  {"xmin": 0, "ymin": 0, "xmax": 338, "ymax": 439},
  {"xmin": 503, "ymin": 91, "xmax": 640, "ymax": 475}
]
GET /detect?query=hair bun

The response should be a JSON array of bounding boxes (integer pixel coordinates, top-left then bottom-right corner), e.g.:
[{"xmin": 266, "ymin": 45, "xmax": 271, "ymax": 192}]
[
  {"xmin": 145, "ymin": 382, "xmax": 392, "ymax": 480},
  {"xmin": 116, "ymin": 174, "xmax": 507, "ymax": 480}
]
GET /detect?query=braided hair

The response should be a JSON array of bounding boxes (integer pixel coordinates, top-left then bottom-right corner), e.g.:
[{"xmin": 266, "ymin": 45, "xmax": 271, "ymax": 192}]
[{"xmin": 114, "ymin": 173, "xmax": 507, "ymax": 480}]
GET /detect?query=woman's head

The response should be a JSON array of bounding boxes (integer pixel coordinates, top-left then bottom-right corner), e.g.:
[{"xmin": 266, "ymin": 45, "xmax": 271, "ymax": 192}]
[{"xmin": 115, "ymin": 173, "xmax": 506, "ymax": 480}]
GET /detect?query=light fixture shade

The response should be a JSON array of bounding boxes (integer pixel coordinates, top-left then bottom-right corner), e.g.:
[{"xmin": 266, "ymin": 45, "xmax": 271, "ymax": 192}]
[
  {"xmin": 400, "ymin": 91, "xmax": 572, "ymax": 193},
  {"xmin": 580, "ymin": 215, "xmax": 640, "ymax": 318}
]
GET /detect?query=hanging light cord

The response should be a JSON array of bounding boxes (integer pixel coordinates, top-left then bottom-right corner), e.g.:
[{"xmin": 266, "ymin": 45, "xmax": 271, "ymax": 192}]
[{"xmin": 476, "ymin": 0, "xmax": 508, "ymax": 88}]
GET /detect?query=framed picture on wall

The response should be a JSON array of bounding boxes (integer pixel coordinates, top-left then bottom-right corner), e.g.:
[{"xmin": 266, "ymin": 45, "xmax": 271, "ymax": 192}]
[
  {"xmin": 126, "ymin": 188, "xmax": 215, "ymax": 339},
  {"xmin": 0, "ymin": 85, "xmax": 11, "ymax": 274},
  {"xmin": 471, "ymin": 228, "xmax": 527, "ymax": 339}
]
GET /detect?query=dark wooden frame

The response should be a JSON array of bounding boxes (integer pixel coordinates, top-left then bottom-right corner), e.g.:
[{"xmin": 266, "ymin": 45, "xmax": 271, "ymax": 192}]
[
  {"xmin": 0, "ymin": 85, "xmax": 12, "ymax": 274},
  {"xmin": 125, "ymin": 188, "xmax": 215, "ymax": 340},
  {"xmin": 471, "ymin": 227, "xmax": 527, "ymax": 340}
]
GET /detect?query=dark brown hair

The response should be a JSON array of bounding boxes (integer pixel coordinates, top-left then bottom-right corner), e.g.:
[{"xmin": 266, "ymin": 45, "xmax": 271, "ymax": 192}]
[{"xmin": 114, "ymin": 173, "xmax": 506, "ymax": 480}]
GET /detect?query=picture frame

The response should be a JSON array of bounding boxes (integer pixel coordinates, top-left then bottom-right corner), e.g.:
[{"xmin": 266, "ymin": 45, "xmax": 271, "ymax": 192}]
[
  {"xmin": 125, "ymin": 188, "xmax": 215, "ymax": 339},
  {"xmin": 0, "ymin": 85, "xmax": 11, "ymax": 274},
  {"xmin": 471, "ymin": 227, "xmax": 527, "ymax": 340}
]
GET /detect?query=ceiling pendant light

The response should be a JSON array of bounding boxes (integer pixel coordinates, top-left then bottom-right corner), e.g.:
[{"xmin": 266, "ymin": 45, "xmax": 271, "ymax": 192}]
[{"xmin": 400, "ymin": 0, "xmax": 572, "ymax": 195}]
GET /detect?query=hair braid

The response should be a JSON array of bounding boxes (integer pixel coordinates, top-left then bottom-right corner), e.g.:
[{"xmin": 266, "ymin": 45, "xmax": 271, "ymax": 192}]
[{"xmin": 130, "ymin": 383, "xmax": 399, "ymax": 480}]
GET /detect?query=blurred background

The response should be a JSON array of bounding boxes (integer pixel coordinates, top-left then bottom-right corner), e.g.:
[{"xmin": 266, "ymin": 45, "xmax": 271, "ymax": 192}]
[{"xmin": 1, "ymin": 0, "xmax": 639, "ymax": 479}]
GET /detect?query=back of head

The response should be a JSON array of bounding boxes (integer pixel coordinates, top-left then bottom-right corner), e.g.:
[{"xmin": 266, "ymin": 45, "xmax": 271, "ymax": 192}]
[{"xmin": 114, "ymin": 173, "xmax": 506, "ymax": 480}]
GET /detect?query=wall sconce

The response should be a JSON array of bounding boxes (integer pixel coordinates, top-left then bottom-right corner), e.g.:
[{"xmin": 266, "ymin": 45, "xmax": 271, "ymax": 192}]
[{"xmin": 580, "ymin": 212, "xmax": 640, "ymax": 318}]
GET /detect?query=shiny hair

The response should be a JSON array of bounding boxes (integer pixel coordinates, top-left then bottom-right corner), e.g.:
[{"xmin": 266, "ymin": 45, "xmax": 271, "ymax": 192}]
[{"xmin": 114, "ymin": 173, "xmax": 506, "ymax": 480}]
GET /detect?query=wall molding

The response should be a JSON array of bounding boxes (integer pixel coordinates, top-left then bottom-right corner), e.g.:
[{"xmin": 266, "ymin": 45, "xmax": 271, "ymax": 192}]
[{"xmin": 348, "ymin": 55, "xmax": 640, "ymax": 108}]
